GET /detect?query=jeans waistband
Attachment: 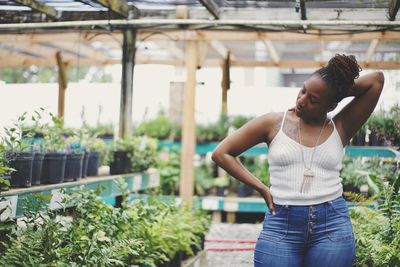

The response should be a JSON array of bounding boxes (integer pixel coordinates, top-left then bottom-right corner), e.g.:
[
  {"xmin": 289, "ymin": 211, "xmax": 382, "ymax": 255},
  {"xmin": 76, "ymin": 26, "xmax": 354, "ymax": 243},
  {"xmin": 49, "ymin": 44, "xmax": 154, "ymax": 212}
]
[{"xmin": 274, "ymin": 195, "xmax": 344, "ymax": 210}]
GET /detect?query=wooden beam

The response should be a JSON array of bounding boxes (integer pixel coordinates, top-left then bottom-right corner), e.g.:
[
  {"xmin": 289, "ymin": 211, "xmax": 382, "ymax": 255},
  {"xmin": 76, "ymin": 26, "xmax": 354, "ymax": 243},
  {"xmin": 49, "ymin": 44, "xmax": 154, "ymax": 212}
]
[
  {"xmin": 13, "ymin": 0, "xmax": 58, "ymax": 19},
  {"xmin": 262, "ymin": 40, "xmax": 280, "ymax": 65},
  {"xmin": 179, "ymin": 40, "xmax": 198, "ymax": 206},
  {"xmin": 1, "ymin": 30, "xmax": 400, "ymax": 45},
  {"xmin": 164, "ymin": 42, "xmax": 185, "ymax": 61},
  {"xmin": 51, "ymin": 41, "xmax": 112, "ymax": 62},
  {"xmin": 56, "ymin": 51, "xmax": 67, "ymax": 123},
  {"xmin": 199, "ymin": 0, "xmax": 220, "ymax": 19},
  {"xmin": 210, "ymin": 40, "xmax": 236, "ymax": 60},
  {"xmin": 388, "ymin": 0, "xmax": 400, "ymax": 21},
  {"xmin": 230, "ymin": 59, "xmax": 400, "ymax": 69},
  {"xmin": 93, "ymin": 0, "xmax": 134, "ymax": 18},
  {"xmin": 365, "ymin": 39, "xmax": 379, "ymax": 66},
  {"xmin": 138, "ymin": 30, "xmax": 400, "ymax": 42},
  {"xmin": 196, "ymin": 41, "xmax": 209, "ymax": 69},
  {"xmin": 119, "ymin": 29, "xmax": 136, "ymax": 138}
]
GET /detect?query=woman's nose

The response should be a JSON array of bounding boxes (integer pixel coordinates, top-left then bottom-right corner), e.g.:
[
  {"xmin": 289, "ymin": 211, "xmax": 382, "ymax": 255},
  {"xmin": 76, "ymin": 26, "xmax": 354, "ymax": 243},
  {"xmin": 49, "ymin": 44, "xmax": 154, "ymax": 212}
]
[{"xmin": 298, "ymin": 95, "xmax": 306, "ymax": 107}]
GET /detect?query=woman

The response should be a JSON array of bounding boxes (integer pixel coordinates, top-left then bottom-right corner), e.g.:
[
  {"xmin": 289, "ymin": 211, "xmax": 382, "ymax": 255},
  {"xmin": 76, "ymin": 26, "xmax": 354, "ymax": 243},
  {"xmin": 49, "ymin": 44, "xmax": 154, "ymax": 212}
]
[{"xmin": 211, "ymin": 54, "xmax": 384, "ymax": 267}]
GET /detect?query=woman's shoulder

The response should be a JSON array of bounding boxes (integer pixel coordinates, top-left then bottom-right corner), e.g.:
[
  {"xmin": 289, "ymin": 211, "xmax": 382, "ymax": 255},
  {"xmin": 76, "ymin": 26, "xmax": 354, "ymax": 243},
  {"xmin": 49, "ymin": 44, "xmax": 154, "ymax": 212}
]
[
  {"xmin": 257, "ymin": 111, "xmax": 285, "ymax": 122},
  {"xmin": 252, "ymin": 111, "xmax": 286, "ymax": 139}
]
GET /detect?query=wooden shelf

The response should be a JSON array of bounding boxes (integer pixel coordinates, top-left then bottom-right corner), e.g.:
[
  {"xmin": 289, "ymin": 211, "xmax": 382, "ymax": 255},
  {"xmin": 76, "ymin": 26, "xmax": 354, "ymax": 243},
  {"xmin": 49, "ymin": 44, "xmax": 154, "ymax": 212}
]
[{"xmin": 0, "ymin": 169, "xmax": 160, "ymax": 220}]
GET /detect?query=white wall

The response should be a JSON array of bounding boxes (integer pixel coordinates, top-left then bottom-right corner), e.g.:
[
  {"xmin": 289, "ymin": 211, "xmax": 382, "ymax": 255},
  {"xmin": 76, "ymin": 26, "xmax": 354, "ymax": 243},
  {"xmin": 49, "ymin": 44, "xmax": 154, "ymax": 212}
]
[{"xmin": 0, "ymin": 66, "xmax": 398, "ymax": 131}]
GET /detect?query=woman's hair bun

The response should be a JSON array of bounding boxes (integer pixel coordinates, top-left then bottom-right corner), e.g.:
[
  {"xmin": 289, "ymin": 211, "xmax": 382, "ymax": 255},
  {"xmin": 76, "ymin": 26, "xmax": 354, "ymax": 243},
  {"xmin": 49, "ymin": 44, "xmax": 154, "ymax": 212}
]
[{"xmin": 318, "ymin": 54, "xmax": 362, "ymax": 102}]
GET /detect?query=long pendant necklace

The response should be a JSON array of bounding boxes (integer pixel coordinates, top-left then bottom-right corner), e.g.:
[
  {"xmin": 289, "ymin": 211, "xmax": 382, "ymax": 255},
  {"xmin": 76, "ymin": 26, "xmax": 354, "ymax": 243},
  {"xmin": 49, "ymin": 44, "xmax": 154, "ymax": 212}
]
[{"xmin": 298, "ymin": 117, "xmax": 327, "ymax": 193}]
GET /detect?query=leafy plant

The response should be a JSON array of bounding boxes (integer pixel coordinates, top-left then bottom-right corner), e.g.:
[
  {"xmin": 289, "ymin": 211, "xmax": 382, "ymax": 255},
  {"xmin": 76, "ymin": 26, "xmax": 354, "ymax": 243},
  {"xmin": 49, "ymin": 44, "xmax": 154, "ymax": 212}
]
[
  {"xmin": 2, "ymin": 112, "xmax": 32, "ymax": 152},
  {"xmin": 348, "ymin": 162, "xmax": 400, "ymax": 267},
  {"xmin": 134, "ymin": 112, "xmax": 175, "ymax": 140},
  {"xmin": 0, "ymin": 185, "xmax": 211, "ymax": 266},
  {"xmin": 157, "ymin": 148, "xmax": 181, "ymax": 195},
  {"xmin": 111, "ymin": 136, "xmax": 158, "ymax": 173},
  {"xmin": 212, "ymin": 176, "xmax": 230, "ymax": 187},
  {"xmin": 231, "ymin": 115, "xmax": 254, "ymax": 130},
  {"xmin": 197, "ymin": 114, "xmax": 230, "ymax": 143},
  {"xmin": 41, "ymin": 113, "xmax": 67, "ymax": 152},
  {"xmin": 194, "ymin": 159, "xmax": 214, "ymax": 196},
  {"xmin": 0, "ymin": 144, "xmax": 14, "ymax": 176}
]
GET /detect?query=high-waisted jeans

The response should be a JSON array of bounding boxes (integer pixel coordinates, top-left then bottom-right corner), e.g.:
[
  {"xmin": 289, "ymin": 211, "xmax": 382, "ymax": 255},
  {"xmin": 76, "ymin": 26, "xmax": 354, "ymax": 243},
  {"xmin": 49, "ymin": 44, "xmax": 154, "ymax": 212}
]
[{"xmin": 254, "ymin": 196, "xmax": 355, "ymax": 267}]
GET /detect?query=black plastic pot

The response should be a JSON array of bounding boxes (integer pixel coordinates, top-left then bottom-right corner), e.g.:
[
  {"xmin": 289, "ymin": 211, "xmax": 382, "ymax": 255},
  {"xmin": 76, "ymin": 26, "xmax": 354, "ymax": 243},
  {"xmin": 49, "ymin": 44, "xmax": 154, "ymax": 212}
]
[
  {"xmin": 41, "ymin": 152, "xmax": 67, "ymax": 184},
  {"xmin": 8, "ymin": 152, "xmax": 34, "ymax": 188},
  {"xmin": 31, "ymin": 152, "xmax": 44, "ymax": 185},
  {"xmin": 81, "ymin": 151, "xmax": 89, "ymax": 178},
  {"xmin": 64, "ymin": 153, "xmax": 84, "ymax": 182},
  {"xmin": 216, "ymin": 186, "xmax": 227, "ymax": 197},
  {"xmin": 351, "ymin": 134, "xmax": 365, "ymax": 146},
  {"xmin": 86, "ymin": 151, "xmax": 100, "ymax": 176},
  {"xmin": 98, "ymin": 133, "xmax": 114, "ymax": 141},
  {"xmin": 110, "ymin": 150, "xmax": 130, "ymax": 175},
  {"xmin": 168, "ymin": 251, "xmax": 183, "ymax": 267},
  {"xmin": 0, "ymin": 175, "xmax": 11, "ymax": 191}
]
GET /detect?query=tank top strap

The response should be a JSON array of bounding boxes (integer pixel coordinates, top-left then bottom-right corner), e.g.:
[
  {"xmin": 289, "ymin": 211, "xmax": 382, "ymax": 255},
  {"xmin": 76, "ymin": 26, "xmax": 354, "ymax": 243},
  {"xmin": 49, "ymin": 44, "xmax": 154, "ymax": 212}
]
[
  {"xmin": 280, "ymin": 110, "xmax": 288, "ymax": 131},
  {"xmin": 329, "ymin": 116, "xmax": 337, "ymax": 131}
]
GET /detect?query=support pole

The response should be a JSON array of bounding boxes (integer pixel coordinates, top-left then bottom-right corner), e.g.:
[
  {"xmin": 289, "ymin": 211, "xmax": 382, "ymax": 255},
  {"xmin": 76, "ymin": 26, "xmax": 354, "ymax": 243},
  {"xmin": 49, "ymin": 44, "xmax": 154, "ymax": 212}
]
[
  {"xmin": 179, "ymin": 40, "xmax": 198, "ymax": 206},
  {"xmin": 221, "ymin": 51, "xmax": 230, "ymax": 115},
  {"xmin": 56, "ymin": 51, "xmax": 67, "ymax": 123},
  {"xmin": 119, "ymin": 29, "xmax": 137, "ymax": 138}
]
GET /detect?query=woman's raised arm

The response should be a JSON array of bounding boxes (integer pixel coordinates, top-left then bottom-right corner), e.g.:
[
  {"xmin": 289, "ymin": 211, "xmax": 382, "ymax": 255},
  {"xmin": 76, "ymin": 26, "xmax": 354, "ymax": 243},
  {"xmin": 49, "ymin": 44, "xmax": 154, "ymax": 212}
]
[{"xmin": 334, "ymin": 71, "xmax": 385, "ymax": 144}]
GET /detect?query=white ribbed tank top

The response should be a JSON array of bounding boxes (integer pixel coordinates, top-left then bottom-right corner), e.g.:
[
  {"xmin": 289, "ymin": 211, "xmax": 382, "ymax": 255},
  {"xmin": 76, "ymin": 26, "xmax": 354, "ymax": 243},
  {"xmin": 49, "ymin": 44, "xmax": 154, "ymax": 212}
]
[{"xmin": 268, "ymin": 111, "xmax": 344, "ymax": 205}]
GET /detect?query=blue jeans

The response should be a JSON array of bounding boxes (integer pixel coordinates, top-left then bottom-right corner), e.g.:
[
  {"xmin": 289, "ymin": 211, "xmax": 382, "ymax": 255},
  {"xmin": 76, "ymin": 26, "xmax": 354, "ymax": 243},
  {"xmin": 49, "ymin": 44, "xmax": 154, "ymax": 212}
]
[{"xmin": 254, "ymin": 196, "xmax": 355, "ymax": 267}]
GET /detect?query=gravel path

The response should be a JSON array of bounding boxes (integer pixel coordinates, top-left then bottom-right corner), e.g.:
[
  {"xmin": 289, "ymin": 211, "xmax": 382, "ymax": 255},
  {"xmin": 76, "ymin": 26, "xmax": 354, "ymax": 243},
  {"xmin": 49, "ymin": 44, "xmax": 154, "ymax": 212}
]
[{"xmin": 205, "ymin": 223, "xmax": 263, "ymax": 267}]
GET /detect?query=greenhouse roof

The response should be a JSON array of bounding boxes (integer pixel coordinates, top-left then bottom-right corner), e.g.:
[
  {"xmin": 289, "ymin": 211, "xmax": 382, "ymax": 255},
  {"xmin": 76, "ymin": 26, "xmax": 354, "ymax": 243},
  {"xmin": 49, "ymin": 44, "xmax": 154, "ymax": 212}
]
[{"xmin": 0, "ymin": 1, "xmax": 399, "ymax": 69}]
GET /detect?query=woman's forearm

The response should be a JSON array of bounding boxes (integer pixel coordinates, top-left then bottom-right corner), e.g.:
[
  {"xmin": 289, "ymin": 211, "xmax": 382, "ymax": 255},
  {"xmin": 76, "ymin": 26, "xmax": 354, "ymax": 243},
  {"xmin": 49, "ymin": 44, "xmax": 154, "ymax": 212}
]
[
  {"xmin": 348, "ymin": 71, "xmax": 384, "ymax": 98},
  {"xmin": 212, "ymin": 152, "xmax": 269, "ymax": 194}
]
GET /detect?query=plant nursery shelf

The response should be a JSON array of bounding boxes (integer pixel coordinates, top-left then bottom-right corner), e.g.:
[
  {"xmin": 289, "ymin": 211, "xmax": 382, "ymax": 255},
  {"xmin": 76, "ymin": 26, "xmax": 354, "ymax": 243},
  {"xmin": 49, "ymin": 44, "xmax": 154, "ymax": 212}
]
[
  {"xmin": 0, "ymin": 169, "xmax": 160, "ymax": 219},
  {"xmin": 160, "ymin": 142, "xmax": 400, "ymax": 158}
]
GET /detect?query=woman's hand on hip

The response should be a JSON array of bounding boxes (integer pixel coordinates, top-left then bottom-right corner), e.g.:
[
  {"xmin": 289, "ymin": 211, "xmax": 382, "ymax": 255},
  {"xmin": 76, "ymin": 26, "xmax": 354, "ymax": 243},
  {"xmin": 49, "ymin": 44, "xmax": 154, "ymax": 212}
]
[{"xmin": 260, "ymin": 187, "xmax": 275, "ymax": 215}]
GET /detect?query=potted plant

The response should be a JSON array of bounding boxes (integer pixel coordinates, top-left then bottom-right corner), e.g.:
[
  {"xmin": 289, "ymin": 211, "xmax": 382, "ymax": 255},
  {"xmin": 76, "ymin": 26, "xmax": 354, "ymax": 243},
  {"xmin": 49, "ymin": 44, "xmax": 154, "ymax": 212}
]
[
  {"xmin": 351, "ymin": 123, "xmax": 367, "ymax": 146},
  {"xmin": 64, "ymin": 136, "xmax": 84, "ymax": 182},
  {"xmin": 133, "ymin": 112, "xmax": 174, "ymax": 140},
  {"xmin": 213, "ymin": 176, "xmax": 230, "ymax": 196},
  {"xmin": 129, "ymin": 136, "xmax": 158, "ymax": 173},
  {"xmin": 2, "ymin": 112, "xmax": 35, "ymax": 188},
  {"xmin": 367, "ymin": 113, "xmax": 385, "ymax": 146},
  {"xmin": 109, "ymin": 138, "xmax": 131, "ymax": 175},
  {"xmin": 0, "ymin": 144, "xmax": 14, "ymax": 191},
  {"xmin": 41, "ymin": 113, "xmax": 67, "ymax": 184},
  {"xmin": 83, "ymin": 137, "xmax": 107, "ymax": 177},
  {"xmin": 25, "ymin": 108, "xmax": 47, "ymax": 185}
]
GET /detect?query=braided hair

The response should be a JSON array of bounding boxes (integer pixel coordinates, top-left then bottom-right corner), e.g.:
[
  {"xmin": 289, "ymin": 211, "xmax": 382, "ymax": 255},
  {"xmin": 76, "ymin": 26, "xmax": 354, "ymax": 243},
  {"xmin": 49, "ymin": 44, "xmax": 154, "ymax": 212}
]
[{"xmin": 315, "ymin": 54, "xmax": 362, "ymax": 102}]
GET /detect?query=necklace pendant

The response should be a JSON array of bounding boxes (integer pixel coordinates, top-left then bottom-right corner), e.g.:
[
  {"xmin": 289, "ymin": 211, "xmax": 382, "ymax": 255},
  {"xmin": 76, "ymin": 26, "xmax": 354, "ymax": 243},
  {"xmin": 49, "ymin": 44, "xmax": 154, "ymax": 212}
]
[
  {"xmin": 303, "ymin": 168, "xmax": 314, "ymax": 179},
  {"xmin": 300, "ymin": 168, "xmax": 315, "ymax": 193}
]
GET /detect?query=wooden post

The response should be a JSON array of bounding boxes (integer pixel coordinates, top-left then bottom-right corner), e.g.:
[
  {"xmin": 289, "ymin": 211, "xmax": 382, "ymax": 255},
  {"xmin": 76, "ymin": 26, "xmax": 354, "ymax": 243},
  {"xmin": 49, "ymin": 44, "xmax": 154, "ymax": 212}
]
[
  {"xmin": 179, "ymin": 40, "xmax": 198, "ymax": 206},
  {"xmin": 119, "ymin": 29, "xmax": 137, "ymax": 138},
  {"xmin": 221, "ymin": 51, "xmax": 230, "ymax": 115},
  {"xmin": 56, "ymin": 51, "xmax": 67, "ymax": 123}
]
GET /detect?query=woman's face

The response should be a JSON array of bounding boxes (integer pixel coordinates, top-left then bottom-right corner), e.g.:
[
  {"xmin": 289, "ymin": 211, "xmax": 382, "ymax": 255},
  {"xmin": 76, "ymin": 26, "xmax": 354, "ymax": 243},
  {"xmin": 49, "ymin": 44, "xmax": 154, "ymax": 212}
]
[{"xmin": 295, "ymin": 74, "xmax": 337, "ymax": 120}]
